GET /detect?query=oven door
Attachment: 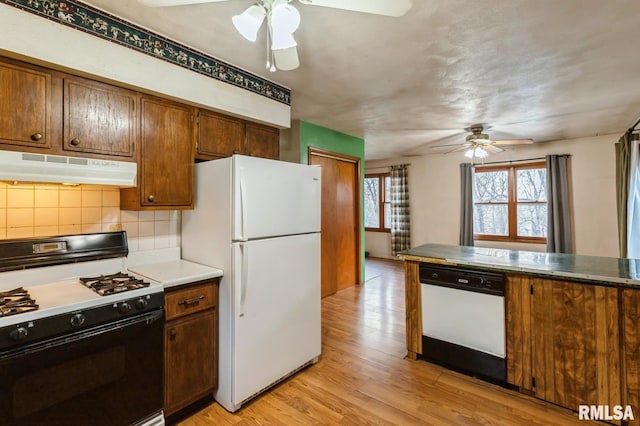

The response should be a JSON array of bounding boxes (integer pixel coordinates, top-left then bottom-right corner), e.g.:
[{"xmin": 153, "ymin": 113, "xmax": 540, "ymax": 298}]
[{"xmin": 0, "ymin": 310, "xmax": 164, "ymax": 426}]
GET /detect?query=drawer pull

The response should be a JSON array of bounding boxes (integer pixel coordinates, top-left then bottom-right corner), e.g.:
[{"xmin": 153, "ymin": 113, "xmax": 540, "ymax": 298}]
[
  {"xmin": 30, "ymin": 133, "xmax": 43, "ymax": 141},
  {"xmin": 70, "ymin": 138, "xmax": 81, "ymax": 146},
  {"xmin": 178, "ymin": 295, "xmax": 205, "ymax": 306}
]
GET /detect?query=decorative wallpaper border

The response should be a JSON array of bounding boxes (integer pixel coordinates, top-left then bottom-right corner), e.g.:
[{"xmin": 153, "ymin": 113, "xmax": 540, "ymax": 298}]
[{"xmin": 1, "ymin": 0, "xmax": 291, "ymax": 105}]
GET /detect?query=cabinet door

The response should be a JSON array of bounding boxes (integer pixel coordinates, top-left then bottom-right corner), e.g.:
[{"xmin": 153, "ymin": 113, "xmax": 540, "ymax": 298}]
[
  {"xmin": 165, "ymin": 309, "xmax": 217, "ymax": 415},
  {"xmin": 505, "ymin": 274, "xmax": 533, "ymax": 391},
  {"xmin": 139, "ymin": 96, "xmax": 195, "ymax": 208},
  {"xmin": 623, "ymin": 289, "xmax": 640, "ymax": 426},
  {"xmin": 531, "ymin": 278, "xmax": 621, "ymax": 410},
  {"xmin": 197, "ymin": 110, "xmax": 244, "ymax": 160},
  {"xmin": 0, "ymin": 61, "xmax": 54, "ymax": 149},
  {"xmin": 63, "ymin": 77, "xmax": 136, "ymax": 158},
  {"xmin": 245, "ymin": 122, "xmax": 279, "ymax": 160}
]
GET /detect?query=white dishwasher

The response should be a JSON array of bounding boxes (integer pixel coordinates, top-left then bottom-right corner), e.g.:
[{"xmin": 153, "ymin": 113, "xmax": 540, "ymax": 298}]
[{"xmin": 419, "ymin": 263, "xmax": 506, "ymax": 384}]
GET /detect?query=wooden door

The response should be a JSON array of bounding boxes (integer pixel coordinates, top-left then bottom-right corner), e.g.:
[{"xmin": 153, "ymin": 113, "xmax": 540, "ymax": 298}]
[
  {"xmin": 63, "ymin": 76, "xmax": 136, "ymax": 158},
  {"xmin": 246, "ymin": 122, "xmax": 279, "ymax": 159},
  {"xmin": 196, "ymin": 110, "xmax": 245, "ymax": 160},
  {"xmin": 531, "ymin": 278, "xmax": 621, "ymax": 410},
  {"xmin": 623, "ymin": 288, "xmax": 640, "ymax": 426},
  {"xmin": 164, "ymin": 309, "xmax": 216, "ymax": 415},
  {"xmin": 309, "ymin": 148, "xmax": 360, "ymax": 297},
  {"xmin": 139, "ymin": 96, "xmax": 195, "ymax": 208},
  {"xmin": 0, "ymin": 59, "xmax": 55, "ymax": 149}
]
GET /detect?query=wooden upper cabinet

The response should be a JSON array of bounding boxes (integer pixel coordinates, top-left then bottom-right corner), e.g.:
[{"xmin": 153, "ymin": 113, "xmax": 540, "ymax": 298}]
[
  {"xmin": 63, "ymin": 77, "xmax": 136, "ymax": 158},
  {"xmin": 0, "ymin": 60, "xmax": 57, "ymax": 149},
  {"xmin": 121, "ymin": 96, "xmax": 195, "ymax": 210},
  {"xmin": 246, "ymin": 122, "xmax": 279, "ymax": 160},
  {"xmin": 196, "ymin": 110, "xmax": 245, "ymax": 160}
]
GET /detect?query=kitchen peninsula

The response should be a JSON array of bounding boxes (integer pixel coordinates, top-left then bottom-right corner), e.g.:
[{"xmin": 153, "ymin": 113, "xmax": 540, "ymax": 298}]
[{"xmin": 399, "ymin": 243, "xmax": 640, "ymax": 424}]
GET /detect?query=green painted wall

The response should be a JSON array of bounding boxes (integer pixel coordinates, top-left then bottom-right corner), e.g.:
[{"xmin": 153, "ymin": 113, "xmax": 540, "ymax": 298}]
[{"xmin": 298, "ymin": 121, "xmax": 365, "ymax": 283}]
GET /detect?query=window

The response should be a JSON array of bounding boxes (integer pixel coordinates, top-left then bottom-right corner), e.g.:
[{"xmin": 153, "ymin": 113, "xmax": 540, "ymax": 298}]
[
  {"xmin": 364, "ymin": 173, "xmax": 391, "ymax": 232},
  {"xmin": 473, "ymin": 162, "xmax": 547, "ymax": 243}
]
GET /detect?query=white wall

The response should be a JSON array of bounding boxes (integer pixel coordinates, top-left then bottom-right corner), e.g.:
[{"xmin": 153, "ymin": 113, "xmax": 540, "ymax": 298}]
[{"xmin": 365, "ymin": 133, "xmax": 620, "ymax": 258}]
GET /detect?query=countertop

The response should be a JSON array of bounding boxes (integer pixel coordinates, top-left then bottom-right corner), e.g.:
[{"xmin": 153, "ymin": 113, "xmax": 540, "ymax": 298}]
[
  {"xmin": 128, "ymin": 259, "xmax": 223, "ymax": 289},
  {"xmin": 399, "ymin": 243, "xmax": 640, "ymax": 288}
]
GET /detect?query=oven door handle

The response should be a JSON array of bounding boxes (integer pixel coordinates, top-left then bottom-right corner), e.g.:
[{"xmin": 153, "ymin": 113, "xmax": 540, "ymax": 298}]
[{"xmin": 0, "ymin": 310, "xmax": 164, "ymax": 360}]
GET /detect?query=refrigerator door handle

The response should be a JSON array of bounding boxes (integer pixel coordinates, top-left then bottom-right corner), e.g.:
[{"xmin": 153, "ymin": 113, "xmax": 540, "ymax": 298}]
[
  {"xmin": 239, "ymin": 167, "xmax": 248, "ymax": 242},
  {"xmin": 239, "ymin": 242, "xmax": 248, "ymax": 317}
]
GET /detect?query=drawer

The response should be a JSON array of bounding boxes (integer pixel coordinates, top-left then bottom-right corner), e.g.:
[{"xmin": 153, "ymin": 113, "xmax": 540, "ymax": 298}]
[{"xmin": 165, "ymin": 280, "xmax": 218, "ymax": 321}]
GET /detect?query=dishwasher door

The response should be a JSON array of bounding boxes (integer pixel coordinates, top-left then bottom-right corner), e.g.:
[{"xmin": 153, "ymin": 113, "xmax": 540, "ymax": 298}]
[
  {"xmin": 418, "ymin": 262, "xmax": 507, "ymax": 384},
  {"xmin": 421, "ymin": 283, "xmax": 505, "ymax": 358}
]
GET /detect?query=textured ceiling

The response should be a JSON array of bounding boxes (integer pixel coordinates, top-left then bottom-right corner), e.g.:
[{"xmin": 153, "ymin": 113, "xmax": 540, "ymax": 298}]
[{"xmin": 83, "ymin": 0, "xmax": 640, "ymax": 160}]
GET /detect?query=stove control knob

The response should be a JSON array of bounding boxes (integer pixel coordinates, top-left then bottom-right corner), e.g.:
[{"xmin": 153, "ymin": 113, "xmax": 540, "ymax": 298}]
[
  {"xmin": 118, "ymin": 302, "xmax": 132, "ymax": 314},
  {"xmin": 9, "ymin": 327, "xmax": 28, "ymax": 341},
  {"xmin": 70, "ymin": 313, "xmax": 86, "ymax": 327},
  {"xmin": 135, "ymin": 298, "xmax": 148, "ymax": 310}
]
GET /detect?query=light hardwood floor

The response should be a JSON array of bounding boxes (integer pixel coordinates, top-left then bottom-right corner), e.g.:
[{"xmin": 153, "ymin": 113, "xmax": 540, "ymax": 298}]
[{"xmin": 178, "ymin": 258, "xmax": 601, "ymax": 425}]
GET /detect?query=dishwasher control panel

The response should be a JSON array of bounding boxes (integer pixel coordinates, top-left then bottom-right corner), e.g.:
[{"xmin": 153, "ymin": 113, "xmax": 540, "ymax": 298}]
[{"xmin": 419, "ymin": 263, "xmax": 505, "ymax": 296}]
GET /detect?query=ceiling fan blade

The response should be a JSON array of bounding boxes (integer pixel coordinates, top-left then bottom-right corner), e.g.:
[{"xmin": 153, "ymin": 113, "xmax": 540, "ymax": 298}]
[
  {"xmin": 440, "ymin": 144, "xmax": 471, "ymax": 155},
  {"xmin": 484, "ymin": 145, "xmax": 504, "ymax": 154},
  {"xmin": 298, "ymin": 0, "xmax": 412, "ymax": 17},
  {"xmin": 138, "ymin": 0, "xmax": 230, "ymax": 7},
  {"xmin": 273, "ymin": 47, "xmax": 300, "ymax": 71},
  {"xmin": 493, "ymin": 139, "xmax": 534, "ymax": 145},
  {"xmin": 429, "ymin": 142, "xmax": 470, "ymax": 149}
]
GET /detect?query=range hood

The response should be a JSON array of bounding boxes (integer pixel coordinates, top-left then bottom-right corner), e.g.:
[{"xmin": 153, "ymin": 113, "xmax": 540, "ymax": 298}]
[{"xmin": 0, "ymin": 150, "xmax": 137, "ymax": 187}]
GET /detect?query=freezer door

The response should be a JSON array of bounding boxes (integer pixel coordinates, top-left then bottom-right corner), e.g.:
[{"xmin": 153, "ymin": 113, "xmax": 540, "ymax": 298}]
[
  {"xmin": 231, "ymin": 233, "xmax": 321, "ymax": 406},
  {"xmin": 232, "ymin": 156, "xmax": 321, "ymax": 241}
]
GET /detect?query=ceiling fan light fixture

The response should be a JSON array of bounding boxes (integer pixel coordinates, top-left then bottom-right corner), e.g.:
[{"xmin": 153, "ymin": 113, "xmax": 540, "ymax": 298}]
[
  {"xmin": 273, "ymin": 46, "xmax": 299, "ymax": 70},
  {"xmin": 270, "ymin": 1, "xmax": 300, "ymax": 49},
  {"xmin": 465, "ymin": 146, "xmax": 489, "ymax": 159},
  {"xmin": 232, "ymin": 4, "xmax": 266, "ymax": 42}
]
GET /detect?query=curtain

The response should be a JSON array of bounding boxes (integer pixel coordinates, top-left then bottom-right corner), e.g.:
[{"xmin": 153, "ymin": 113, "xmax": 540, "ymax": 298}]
[
  {"xmin": 628, "ymin": 136, "xmax": 640, "ymax": 258},
  {"xmin": 390, "ymin": 164, "xmax": 410, "ymax": 256},
  {"xmin": 546, "ymin": 154, "xmax": 572, "ymax": 253},
  {"xmin": 459, "ymin": 163, "xmax": 474, "ymax": 246},
  {"xmin": 616, "ymin": 132, "xmax": 632, "ymax": 258}
]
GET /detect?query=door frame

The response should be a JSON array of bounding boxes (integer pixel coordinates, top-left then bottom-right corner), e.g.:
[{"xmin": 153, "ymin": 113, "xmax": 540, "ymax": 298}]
[{"xmin": 308, "ymin": 147, "xmax": 362, "ymax": 286}]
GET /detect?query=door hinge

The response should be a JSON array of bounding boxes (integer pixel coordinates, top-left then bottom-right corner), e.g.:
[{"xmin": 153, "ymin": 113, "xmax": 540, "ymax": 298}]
[
  {"xmin": 532, "ymin": 376, "xmax": 536, "ymax": 389},
  {"xmin": 530, "ymin": 284, "xmax": 534, "ymax": 295}
]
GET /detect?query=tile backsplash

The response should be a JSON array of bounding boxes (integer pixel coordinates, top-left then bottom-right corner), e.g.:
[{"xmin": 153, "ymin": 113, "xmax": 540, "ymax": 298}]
[{"xmin": 0, "ymin": 182, "xmax": 179, "ymax": 252}]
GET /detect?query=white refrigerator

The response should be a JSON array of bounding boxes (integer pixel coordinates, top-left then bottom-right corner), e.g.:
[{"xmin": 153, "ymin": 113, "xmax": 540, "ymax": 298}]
[{"xmin": 181, "ymin": 155, "xmax": 321, "ymax": 412}]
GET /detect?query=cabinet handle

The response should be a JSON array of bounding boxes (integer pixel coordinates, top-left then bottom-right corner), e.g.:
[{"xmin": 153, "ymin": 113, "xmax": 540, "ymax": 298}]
[
  {"xmin": 169, "ymin": 328, "xmax": 176, "ymax": 338},
  {"xmin": 147, "ymin": 195, "xmax": 155, "ymax": 202},
  {"xmin": 30, "ymin": 133, "xmax": 43, "ymax": 142},
  {"xmin": 233, "ymin": 150, "xmax": 239, "ymax": 154},
  {"xmin": 178, "ymin": 295, "xmax": 205, "ymax": 306},
  {"xmin": 70, "ymin": 138, "xmax": 81, "ymax": 146}
]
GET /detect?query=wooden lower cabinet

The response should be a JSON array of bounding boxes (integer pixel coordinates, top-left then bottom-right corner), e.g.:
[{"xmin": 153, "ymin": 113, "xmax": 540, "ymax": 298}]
[
  {"xmin": 164, "ymin": 279, "xmax": 219, "ymax": 416},
  {"xmin": 506, "ymin": 274, "xmax": 629, "ymax": 424},
  {"xmin": 623, "ymin": 289, "xmax": 640, "ymax": 426}
]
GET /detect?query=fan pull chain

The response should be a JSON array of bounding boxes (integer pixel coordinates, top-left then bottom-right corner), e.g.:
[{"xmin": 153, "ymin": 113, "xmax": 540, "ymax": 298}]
[{"xmin": 266, "ymin": 14, "xmax": 276, "ymax": 72}]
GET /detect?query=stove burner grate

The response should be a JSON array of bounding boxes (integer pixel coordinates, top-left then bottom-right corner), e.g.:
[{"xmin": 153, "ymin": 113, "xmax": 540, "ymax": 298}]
[
  {"xmin": 80, "ymin": 273, "xmax": 150, "ymax": 296},
  {"xmin": 0, "ymin": 287, "xmax": 39, "ymax": 317}
]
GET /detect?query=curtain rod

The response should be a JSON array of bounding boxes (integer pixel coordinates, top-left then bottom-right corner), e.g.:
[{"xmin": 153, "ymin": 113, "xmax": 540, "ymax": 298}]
[
  {"xmin": 472, "ymin": 156, "xmax": 550, "ymax": 166},
  {"xmin": 630, "ymin": 116, "xmax": 640, "ymax": 133}
]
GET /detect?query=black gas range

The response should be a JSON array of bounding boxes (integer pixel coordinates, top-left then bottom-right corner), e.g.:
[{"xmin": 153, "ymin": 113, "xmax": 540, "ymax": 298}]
[{"xmin": 0, "ymin": 232, "xmax": 165, "ymax": 426}]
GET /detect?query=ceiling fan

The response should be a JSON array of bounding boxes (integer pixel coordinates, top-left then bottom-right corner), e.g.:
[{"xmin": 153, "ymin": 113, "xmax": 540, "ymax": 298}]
[
  {"xmin": 431, "ymin": 124, "xmax": 534, "ymax": 160},
  {"xmin": 137, "ymin": 0, "xmax": 412, "ymax": 71}
]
